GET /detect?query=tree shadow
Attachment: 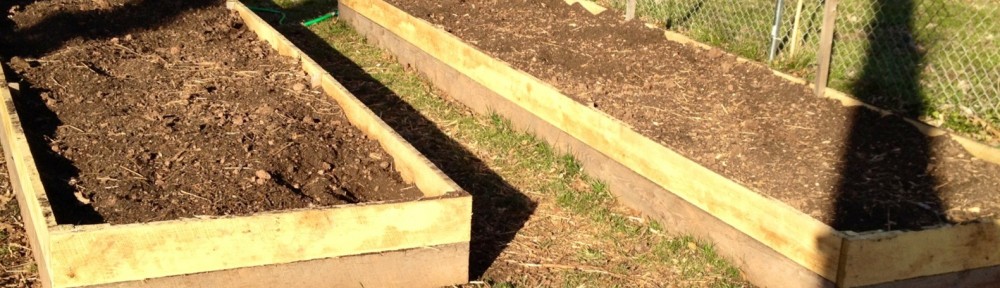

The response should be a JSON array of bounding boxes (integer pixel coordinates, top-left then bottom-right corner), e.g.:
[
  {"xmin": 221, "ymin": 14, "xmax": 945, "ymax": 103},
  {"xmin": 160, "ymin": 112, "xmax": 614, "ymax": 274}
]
[
  {"xmin": 245, "ymin": 0, "xmax": 537, "ymax": 280},
  {"xmin": 832, "ymin": 0, "xmax": 945, "ymax": 233},
  {"xmin": 0, "ymin": 1, "xmax": 36, "ymax": 36},
  {"xmin": 2, "ymin": 0, "xmax": 216, "ymax": 58}
]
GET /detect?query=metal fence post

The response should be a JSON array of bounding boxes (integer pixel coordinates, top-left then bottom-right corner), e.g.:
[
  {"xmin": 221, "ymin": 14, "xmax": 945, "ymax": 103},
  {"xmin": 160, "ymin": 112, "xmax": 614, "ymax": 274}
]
[
  {"xmin": 767, "ymin": 0, "xmax": 786, "ymax": 62},
  {"xmin": 815, "ymin": 0, "xmax": 840, "ymax": 98}
]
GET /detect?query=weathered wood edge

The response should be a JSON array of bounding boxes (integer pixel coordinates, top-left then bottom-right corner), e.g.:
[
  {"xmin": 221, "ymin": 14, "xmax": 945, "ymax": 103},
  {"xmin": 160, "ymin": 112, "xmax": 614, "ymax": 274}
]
[
  {"xmin": 339, "ymin": 0, "xmax": 844, "ymax": 280},
  {"xmin": 83, "ymin": 242, "xmax": 470, "ymax": 288},
  {"xmin": 838, "ymin": 219, "xmax": 1000, "ymax": 287},
  {"xmin": 337, "ymin": 5, "xmax": 838, "ymax": 287},
  {"xmin": 0, "ymin": 68, "xmax": 56, "ymax": 288},
  {"xmin": 49, "ymin": 195, "xmax": 471, "ymax": 287},
  {"xmin": 227, "ymin": 0, "xmax": 462, "ymax": 198}
]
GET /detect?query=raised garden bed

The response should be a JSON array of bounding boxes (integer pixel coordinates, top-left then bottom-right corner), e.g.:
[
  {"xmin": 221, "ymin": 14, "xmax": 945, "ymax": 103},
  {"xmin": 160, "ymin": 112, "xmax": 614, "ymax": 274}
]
[
  {"xmin": 1, "ymin": 1, "xmax": 470, "ymax": 287},
  {"xmin": 337, "ymin": 0, "xmax": 1000, "ymax": 286}
]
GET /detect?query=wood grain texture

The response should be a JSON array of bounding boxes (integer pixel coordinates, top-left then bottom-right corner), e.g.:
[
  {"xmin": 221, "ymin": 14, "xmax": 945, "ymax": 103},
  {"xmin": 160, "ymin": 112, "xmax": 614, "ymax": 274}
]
[
  {"xmin": 814, "ymin": 0, "xmax": 839, "ymax": 98},
  {"xmin": 339, "ymin": 6, "xmax": 838, "ymax": 287},
  {"xmin": 1, "ymin": 71, "xmax": 56, "ymax": 288},
  {"xmin": 339, "ymin": 0, "xmax": 844, "ymax": 280},
  {"xmin": 85, "ymin": 243, "xmax": 470, "ymax": 288},
  {"xmin": 49, "ymin": 196, "xmax": 471, "ymax": 287},
  {"xmin": 840, "ymin": 221, "xmax": 1000, "ymax": 287}
]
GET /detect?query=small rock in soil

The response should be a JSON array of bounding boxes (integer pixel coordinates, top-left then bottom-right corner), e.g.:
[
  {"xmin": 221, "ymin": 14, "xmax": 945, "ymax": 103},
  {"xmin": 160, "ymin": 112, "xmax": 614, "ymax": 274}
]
[{"xmin": 255, "ymin": 170, "xmax": 272, "ymax": 180}]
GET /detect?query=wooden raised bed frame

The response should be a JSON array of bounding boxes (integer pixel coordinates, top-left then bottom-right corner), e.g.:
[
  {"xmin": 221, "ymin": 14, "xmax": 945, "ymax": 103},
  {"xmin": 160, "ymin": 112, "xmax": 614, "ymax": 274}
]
[
  {"xmin": 337, "ymin": 0, "xmax": 1000, "ymax": 286},
  {"xmin": 0, "ymin": 2, "xmax": 471, "ymax": 287}
]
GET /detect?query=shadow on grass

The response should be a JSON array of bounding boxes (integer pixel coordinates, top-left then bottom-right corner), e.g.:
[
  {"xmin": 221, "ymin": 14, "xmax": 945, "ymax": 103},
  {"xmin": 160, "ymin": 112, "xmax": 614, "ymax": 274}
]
[{"xmin": 245, "ymin": 0, "xmax": 537, "ymax": 280}]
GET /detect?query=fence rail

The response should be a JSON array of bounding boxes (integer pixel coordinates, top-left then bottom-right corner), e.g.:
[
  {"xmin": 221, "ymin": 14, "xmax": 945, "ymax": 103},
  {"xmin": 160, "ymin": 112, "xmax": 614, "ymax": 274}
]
[{"xmin": 604, "ymin": 0, "xmax": 1000, "ymax": 143}]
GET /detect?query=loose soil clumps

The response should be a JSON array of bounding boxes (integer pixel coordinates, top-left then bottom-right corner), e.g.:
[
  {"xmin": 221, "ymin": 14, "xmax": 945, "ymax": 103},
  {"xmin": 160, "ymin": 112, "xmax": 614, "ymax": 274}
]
[{"xmin": 3, "ymin": 0, "xmax": 417, "ymax": 225}]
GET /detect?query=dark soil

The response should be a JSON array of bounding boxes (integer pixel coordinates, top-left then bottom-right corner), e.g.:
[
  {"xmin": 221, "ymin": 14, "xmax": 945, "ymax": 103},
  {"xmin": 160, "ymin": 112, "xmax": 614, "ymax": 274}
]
[
  {"xmin": 1, "ymin": 0, "xmax": 417, "ymax": 225},
  {"xmin": 385, "ymin": 0, "xmax": 1000, "ymax": 232}
]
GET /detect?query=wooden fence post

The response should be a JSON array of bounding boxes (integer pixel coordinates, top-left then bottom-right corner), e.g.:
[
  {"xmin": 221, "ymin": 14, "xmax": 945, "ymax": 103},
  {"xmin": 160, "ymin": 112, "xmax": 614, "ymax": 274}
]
[
  {"xmin": 626, "ymin": 0, "xmax": 637, "ymax": 21},
  {"xmin": 815, "ymin": 0, "xmax": 839, "ymax": 97},
  {"xmin": 788, "ymin": 0, "xmax": 806, "ymax": 55}
]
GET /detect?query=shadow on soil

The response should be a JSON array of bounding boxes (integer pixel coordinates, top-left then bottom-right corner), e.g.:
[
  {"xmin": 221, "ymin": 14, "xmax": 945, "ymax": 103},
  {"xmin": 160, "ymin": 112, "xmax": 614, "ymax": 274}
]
[
  {"xmin": 2, "ymin": 0, "xmax": 215, "ymax": 58},
  {"xmin": 1, "ymin": 0, "xmax": 229, "ymax": 225},
  {"xmin": 0, "ymin": 65, "xmax": 105, "ymax": 225},
  {"xmin": 831, "ymin": 0, "xmax": 944, "ymax": 233},
  {"xmin": 1, "ymin": 1, "xmax": 222, "ymax": 225},
  {"xmin": 248, "ymin": 0, "xmax": 537, "ymax": 280},
  {"xmin": 819, "ymin": 0, "xmax": 945, "ymax": 283}
]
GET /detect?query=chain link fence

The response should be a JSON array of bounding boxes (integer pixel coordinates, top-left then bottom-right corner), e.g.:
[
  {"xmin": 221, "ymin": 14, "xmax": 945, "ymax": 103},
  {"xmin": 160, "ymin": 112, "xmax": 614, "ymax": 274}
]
[
  {"xmin": 601, "ymin": 0, "xmax": 1000, "ymax": 139},
  {"xmin": 832, "ymin": 0, "xmax": 1000, "ymax": 133}
]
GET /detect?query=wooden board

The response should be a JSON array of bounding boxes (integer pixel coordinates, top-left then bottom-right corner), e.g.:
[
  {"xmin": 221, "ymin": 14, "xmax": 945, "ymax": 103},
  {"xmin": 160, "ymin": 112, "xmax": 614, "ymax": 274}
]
[
  {"xmin": 815, "ymin": 0, "xmax": 839, "ymax": 98},
  {"xmin": 50, "ymin": 196, "xmax": 470, "ymax": 287},
  {"xmin": 339, "ymin": 0, "xmax": 845, "ymax": 280},
  {"xmin": 840, "ymin": 220, "xmax": 1000, "ymax": 287},
  {"xmin": 1, "ymin": 72, "xmax": 57, "ymax": 288},
  {"xmin": 337, "ymin": 6, "xmax": 837, "ymax": 287},
  {"xmin": 1, "ymin": 2, "xmax": 471, "ymax": 287},
  {"xmin": 85, "ymin": 243, "xmax": 470, "ymax": 288}
]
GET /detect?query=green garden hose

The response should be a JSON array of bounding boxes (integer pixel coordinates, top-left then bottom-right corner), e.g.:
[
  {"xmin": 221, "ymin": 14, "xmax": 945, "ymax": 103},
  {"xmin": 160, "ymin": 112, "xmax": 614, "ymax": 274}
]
[
  {"xmin": 302, "ymin": 10, "xmax": 339, "ymax": 27},
  {"xmin": 247, "ymin": 6, "xmax": 287, "ymax": 25}
]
